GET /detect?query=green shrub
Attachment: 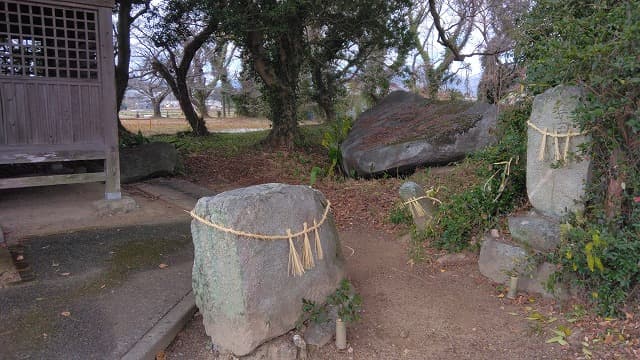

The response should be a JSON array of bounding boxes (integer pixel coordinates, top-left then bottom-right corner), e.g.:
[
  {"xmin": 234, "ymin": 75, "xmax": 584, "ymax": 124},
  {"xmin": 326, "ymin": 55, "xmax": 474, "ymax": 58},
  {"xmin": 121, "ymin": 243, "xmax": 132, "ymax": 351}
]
[
  {"xmin": 554, "ymin": 219, "xmax": 640, "ymax": 317},
  {"xmin": 518, "ymin": 0, "xmax": 640, "ymax": 317},
  {"xmin": 296, "ymin": 279, "xmax": 362, "ymax": 328},
  {"xmin": 427, "ymin": 102, "xmax": 530, "ymax": 252},
  {"xmin": 389, "ymin": 204, "xmax": 412, "ymax": 225}
]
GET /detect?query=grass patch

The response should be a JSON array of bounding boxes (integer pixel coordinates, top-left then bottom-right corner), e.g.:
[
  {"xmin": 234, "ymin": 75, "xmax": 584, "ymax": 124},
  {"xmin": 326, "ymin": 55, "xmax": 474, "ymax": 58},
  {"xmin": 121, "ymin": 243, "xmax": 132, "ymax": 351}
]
[
  {"xmin": 151, "ymin": 131, "xmax": 268, "ymax": 156},
  {"xmin": 389, "ymin": 203, "xmax": 412, "ymax": 225},
  {"xmin": 151, "ymin": 124, "xmax": 329, "ymax": 157}
]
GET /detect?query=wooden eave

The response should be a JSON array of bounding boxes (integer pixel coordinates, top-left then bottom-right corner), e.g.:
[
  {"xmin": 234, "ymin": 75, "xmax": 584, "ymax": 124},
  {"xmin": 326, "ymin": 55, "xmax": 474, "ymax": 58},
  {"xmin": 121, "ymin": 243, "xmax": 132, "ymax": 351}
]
[{"xmin": 27, "ymin": 0, "xmax": 115, "ymax": 9}]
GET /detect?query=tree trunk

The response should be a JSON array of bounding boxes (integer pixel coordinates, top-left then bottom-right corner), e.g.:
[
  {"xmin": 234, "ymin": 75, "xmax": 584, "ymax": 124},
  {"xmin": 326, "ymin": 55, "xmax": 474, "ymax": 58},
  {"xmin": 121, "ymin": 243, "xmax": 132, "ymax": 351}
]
[
  {"xmin": 318, "ymin": 96, "xmax": 336, "ymax": 123},
  {"xmin": 114, "ymin": 0, "xmax": 139, "ymax": 138},
  {"xmin": 152, "ymin": 99, "xmax": 162, "ymax": 118},
  {"xmin": 264, "ymin": 86, "xmax": 299, "ymax": 148},
  {"xmin": 114, "ymin": 1, "xmax": 155, "ymax": 138},
  {"xmin": 177, "ymin": 78, "xmax": 208, "ymax": 136},
  {"xmin": 222, "ymin": 94, "xmax": 227, "ymax": 117},
  {"xmin": 150, "ymin": 21, "xmax": 216, "ymax": 136},
  {"xmin": 605, "ymin": 149, "xmax": 624, "ymax": 220},
  {"xmin": 153, "ymin": 59, "xmax": 209, "ymax": 136},
  {"xmin": 312, "ymin": 67, "xmax": 337, "ymax": 123},
  {"xmin": 193, "ymin": 90, "xmax": 210, "ymax": 118}
]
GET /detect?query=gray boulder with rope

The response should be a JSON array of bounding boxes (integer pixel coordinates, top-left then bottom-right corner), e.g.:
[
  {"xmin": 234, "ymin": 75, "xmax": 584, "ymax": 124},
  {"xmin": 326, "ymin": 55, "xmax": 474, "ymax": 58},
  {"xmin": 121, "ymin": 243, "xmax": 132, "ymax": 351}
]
[
  {"xmin": 190, "ymin": 183, "xmax": 345, "ymax": 356},
  {"xmin": 526, "ymin": 85, "xmax": 591, "ymax": 219},
  {"xmin": 398, "ymin": 181, "xmax": 438, "ymax": 230}
]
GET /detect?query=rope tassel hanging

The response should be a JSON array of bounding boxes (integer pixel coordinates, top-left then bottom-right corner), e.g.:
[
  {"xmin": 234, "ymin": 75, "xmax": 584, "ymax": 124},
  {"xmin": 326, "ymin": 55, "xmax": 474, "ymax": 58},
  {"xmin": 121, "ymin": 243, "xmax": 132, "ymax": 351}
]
[
  {"xmin": 301, "ymin": 222, "xmax": 315, "ymax": 270},
  {"xmin": 538, "ymin": 127, "xmax": 548, "ymax": 161},
  {"xmin": 314, "ymin": 219, "xmax": 323, "ymax": 260},
  {"xmin": 287, "ymin": 229, "xmax": 305, "ymax": 276}
]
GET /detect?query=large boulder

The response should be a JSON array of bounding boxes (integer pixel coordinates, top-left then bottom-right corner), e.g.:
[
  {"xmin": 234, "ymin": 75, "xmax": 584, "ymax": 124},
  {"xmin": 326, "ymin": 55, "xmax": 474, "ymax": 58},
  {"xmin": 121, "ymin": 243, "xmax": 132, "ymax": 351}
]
[
  {"xmin": 341, "ymin": 91, "xmax": 497, "ymax": 176},
  {"xmin": 119, "ymin": 142, "xmax": 180, "ymax": 183},
  {"xmin": 191, "ymin": 183, "xmax": 345, "ymax": 356},
  {"xmin": 526, "ymin": 86, "xmax": 591, "ymax": 218}
]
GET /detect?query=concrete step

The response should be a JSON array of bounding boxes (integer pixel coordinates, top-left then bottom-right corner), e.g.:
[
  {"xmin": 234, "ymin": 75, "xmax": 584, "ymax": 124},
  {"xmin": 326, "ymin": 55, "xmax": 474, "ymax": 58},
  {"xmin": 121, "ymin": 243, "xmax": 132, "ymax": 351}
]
[{"xmin": 135, "ymin": 178, "xmax": 216, "ymax": 211}]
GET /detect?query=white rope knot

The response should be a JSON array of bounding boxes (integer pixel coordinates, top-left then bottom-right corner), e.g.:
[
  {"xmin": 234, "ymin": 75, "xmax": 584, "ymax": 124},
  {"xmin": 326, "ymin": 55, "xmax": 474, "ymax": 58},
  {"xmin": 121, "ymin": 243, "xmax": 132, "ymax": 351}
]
[
  {"xmin": 527, "ymin": 121, "xmax": 586, "ymax": 162},
  {"xmin": 189, "ymin": 201, "xmax": 331, "ymax": 277},
  {"xmin": 403, "ymin": 188, "xmax": 442, "ymax": 218}
]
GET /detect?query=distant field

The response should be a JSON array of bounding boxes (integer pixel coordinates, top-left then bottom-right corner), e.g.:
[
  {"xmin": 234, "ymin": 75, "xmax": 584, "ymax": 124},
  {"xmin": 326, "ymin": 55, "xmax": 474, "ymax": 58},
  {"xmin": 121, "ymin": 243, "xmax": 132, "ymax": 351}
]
[
  {"xmin": 120, "ymin": 116, "xmax": 272, "ymax": 136},
  {"xmin": 120, "ymin": 114, "xmax": 321, "ymax": 136}
]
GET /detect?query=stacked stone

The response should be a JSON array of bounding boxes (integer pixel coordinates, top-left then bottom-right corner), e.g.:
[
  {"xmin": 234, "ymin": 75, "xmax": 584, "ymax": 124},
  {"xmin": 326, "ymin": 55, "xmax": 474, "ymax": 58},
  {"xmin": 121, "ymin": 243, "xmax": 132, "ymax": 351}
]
[{"xmin": 479, "ymin": 86, "xmax": 590, "ymax": 298}]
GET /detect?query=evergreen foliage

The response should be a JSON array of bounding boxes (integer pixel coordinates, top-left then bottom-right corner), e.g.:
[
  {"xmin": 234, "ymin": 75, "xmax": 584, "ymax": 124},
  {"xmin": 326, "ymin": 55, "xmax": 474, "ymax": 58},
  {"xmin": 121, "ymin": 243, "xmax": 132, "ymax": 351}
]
[{"xmin": 517, "ymin": 0, "xmax": 640, "ymax": 316}]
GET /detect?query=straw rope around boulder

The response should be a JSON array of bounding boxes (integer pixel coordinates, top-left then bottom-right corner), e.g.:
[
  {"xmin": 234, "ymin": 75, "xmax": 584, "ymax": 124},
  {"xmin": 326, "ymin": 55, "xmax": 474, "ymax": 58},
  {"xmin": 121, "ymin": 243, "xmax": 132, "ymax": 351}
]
[
  {"xmin": 189, "ymin": 201, "xmax": 331, "ymax": 277},
  {"xmin": 527, "ymin": 120, "xmax": 587, "ymax": 162},
  {"xmin": 403, "ymin": 188, "xmax": 442, "ymax": 218}
]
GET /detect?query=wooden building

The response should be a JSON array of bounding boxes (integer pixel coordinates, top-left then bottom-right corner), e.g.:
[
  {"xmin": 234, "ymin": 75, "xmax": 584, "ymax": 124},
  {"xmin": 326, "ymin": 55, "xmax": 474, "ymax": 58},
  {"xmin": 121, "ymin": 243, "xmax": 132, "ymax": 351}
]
[{"xmin": 0, "ymin": 0, "xmax": 120, "ymax": 200}]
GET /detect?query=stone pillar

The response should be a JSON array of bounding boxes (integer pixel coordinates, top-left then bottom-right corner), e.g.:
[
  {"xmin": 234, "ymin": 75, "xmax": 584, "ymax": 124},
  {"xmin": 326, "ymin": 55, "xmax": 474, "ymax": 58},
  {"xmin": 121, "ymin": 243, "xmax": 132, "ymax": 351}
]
[{"xmin": 526, "ymin": 85, "xmax": 590, "ymax": 219}]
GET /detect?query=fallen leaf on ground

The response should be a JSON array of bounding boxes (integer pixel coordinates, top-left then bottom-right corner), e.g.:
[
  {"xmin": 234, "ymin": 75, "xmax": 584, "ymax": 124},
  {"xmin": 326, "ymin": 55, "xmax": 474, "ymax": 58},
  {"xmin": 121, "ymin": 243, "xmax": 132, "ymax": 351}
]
[{"xmin": 604, "ymin": 334, "xmax": 614, "ymax": 344}]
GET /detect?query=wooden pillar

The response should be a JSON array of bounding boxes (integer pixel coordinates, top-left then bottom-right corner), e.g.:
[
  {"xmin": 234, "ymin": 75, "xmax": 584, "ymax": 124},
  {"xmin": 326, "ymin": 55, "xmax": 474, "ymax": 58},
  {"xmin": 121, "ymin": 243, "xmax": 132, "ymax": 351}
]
[{"xmin": 99, "ymin": 6, "xmax": 121, "ymax": 200}]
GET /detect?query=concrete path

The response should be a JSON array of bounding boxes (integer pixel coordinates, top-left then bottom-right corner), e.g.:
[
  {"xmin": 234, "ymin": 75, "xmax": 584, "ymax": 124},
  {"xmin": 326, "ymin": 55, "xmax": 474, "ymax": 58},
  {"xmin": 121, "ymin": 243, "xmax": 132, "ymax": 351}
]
[{"xmin": 0, "ymin": 178, "xmax": 212, "ymax": 360}]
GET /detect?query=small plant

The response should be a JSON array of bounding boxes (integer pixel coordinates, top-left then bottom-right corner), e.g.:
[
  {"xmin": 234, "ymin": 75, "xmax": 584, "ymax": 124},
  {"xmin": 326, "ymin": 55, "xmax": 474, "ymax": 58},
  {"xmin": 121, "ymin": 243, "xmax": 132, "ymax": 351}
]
[
  {"xmin": 546, "ymin": 326, "xmax": 572, "ymax": 346},
  {"xmin": 309, "ymin": 166, "xmax": 324, "ymax": 187},
  {"xmin": 120, "ymin": 130, "xmax": 149, "ymax": 147},
  {"xmin": 296, "ymin": 298, "xmax": 329, "ymax": 329},
  {"xmin": 296, "ymin": 279, "xmax": 362, "ymax": 328},
  {"xmin": 327, "ymin": 279, "xmax": 362, "ymax": 323},
  {"xmin": 565, "ymin": 304, "xmax": 587, "ymax": 323},
  {"xmin": 408, "ymin": 227, "xmax": 427, "ymax": 263},
  {"xmin": 389, "ymin": 204, "xmax": 412, "ymax": 225},
  {"xmin": 503, "ymin": 253, "xmax": 539, "ymax": 279},
  {"xmin": 321, "ymin": 116, "xmax": 352, "ymax": 177}
]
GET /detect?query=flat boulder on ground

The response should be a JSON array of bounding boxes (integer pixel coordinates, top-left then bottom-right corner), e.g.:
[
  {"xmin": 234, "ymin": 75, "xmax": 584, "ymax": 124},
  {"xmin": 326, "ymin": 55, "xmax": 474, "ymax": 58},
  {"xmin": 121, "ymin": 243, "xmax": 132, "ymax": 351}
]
[
  {"xmin": 341, "ymin": 91, "xmax": 497, "ymax": 177},
  {"xmin": 191, "ymin": 183, "xmax": 345, "ymax": 356},
  {"xmin": 119, "ymin": 142, "xmax": 180, "ymax": 183}
]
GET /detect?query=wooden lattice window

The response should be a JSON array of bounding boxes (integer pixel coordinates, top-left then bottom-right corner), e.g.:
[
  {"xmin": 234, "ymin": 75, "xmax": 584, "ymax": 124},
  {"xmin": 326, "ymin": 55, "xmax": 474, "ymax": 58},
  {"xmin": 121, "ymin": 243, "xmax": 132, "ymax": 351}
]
[{"xmin": 0, "ymin": 1, "xmax": 99, "ymax": 80}]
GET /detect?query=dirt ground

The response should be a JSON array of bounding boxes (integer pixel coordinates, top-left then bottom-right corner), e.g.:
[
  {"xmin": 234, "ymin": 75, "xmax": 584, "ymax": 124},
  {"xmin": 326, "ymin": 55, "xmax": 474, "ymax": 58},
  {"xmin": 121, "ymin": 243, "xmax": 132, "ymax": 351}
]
[
  {"xmin": 146, "ymin": 125, "xmax": 638, "ymax": 359},
  {"xmin": 166, "ymin": 226, "xmax": 574, "ymax": 360}
]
